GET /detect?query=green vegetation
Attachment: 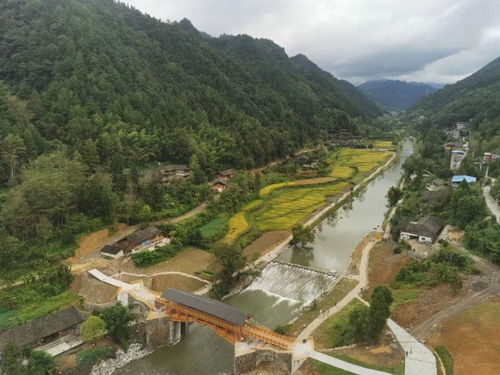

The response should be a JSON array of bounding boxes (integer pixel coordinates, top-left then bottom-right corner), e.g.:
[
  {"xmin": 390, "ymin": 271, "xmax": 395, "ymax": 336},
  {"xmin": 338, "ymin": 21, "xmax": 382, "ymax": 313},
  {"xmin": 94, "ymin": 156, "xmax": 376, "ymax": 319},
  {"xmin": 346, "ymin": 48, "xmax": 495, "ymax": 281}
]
[
  {"xmin": 349, "ymin": 286, "xmax": 393, "ymax": 343},
  {"xmin": 313, "ymin": 299, "xmax": 365, "ymax": 348},
  {"xmin": 2, "ymin": 342, "xmax": 56, "ymax": 375},
  {"xmin": 394, "ymin": 247, "xmax": 474, "ymax": 290},
  {"xmin": 81, "ymin": 316, "xmax": 107, "ymax": 342},
  {"xmin": 199, "ymin": 216, "xmax": 228, "ymax": 240},
  {"xmin": 290, "ymin": 224, "xmax": 315, "ymax": 247},
  {"xmin": 76, "ymin": 346, "xmax": 115, "ymax": 367},
  {"xmin": 435, "ymin": 345, "xmax": 454, "ymax": 375},
  {"xmin": 94, "ymin": 303, "xmax": 135, "ymax": 348},
  {"xmin": 211, "ymin": 242, "xmax": 245, "ymax": 298},
  {"xmin": 310, "ymin": 352, "xmax": 404, "ymax": 375}
]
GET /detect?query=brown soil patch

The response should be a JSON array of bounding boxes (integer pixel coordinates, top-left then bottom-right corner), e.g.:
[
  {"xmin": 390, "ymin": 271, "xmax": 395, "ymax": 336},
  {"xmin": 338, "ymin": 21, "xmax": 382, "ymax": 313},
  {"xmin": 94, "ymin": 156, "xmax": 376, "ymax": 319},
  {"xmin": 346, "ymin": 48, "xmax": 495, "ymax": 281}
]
[
  {"xmin": 367, "ymin": 239, "xmax": 411, "ymax": 289},
  {"xmin": 116, "ymin": 273, "xmax": 205, "ymax": 293},
  {"xmin": 392, "ymin": 284, "xmax": 457, "ymax": 328},
  {"xmin": 333, "ymin": 341, "xmax": 404, "ymax": 368},
  {"xmin": 427, "ymin": 296, "xmax": 500, "ymax": 375},
  {"xmin": 447, "ymin": 227, "xmax": 464, "ymax": 242},
  {"xmin": 122, "ymin": 247, "xmax": 216, "ymax": 275},
  {"xmin": 67, "ymin": 223, "xmax": 131, "ymax": 263},
  {"xmin": 71, "ymin": 273, "xmax": 118, "ymax": 304},
  {"xmin": 242, "ymin": 231, "xmax": 291, "ymax": 261}
]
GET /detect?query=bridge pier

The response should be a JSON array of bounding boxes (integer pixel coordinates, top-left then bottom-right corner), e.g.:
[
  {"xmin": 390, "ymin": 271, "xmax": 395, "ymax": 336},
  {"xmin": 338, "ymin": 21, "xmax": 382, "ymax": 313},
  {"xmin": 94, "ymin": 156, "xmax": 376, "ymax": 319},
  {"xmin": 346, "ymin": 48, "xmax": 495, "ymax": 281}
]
[{"xmin": 143, "ymin": 316, "xmax": 188, "ymax": 350}]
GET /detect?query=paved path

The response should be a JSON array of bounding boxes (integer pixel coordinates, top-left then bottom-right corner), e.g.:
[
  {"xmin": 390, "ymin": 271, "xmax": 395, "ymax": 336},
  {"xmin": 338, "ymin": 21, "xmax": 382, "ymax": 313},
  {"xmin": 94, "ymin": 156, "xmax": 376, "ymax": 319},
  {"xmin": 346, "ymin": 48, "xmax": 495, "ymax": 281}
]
[
  {"xmin": 483, "ymin": 178, "xmax": 500, "ymax": 224},
  {"xmin": 387, "ymin": 319, "xmax": 437, "ymax": 375},
  {"xmin": 309, "ymin": 350, "xmax": 391, "ymax": 375},
  {"xmin": 297, "ymin": 239, "xmax": 375, "ymax": 341}
]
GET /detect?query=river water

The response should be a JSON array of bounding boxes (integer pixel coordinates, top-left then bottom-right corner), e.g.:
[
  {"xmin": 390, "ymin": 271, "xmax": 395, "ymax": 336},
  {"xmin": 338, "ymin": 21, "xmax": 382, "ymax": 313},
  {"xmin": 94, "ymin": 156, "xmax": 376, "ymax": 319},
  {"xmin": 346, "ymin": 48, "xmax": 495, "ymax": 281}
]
[{"xmin": 118, "ymin": 140, "xmax": 413, "ymax": 375}]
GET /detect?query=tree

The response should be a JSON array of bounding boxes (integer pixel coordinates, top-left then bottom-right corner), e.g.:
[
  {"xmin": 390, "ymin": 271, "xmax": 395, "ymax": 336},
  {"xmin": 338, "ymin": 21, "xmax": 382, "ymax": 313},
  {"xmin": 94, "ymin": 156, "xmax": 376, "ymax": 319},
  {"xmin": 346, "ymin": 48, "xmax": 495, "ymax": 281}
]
[
  {"xmin": 81, "ymin": 316, "xmax": 107, "ymax": 342},
  {"xmin": 0, "ymin": 133, "xmax": 26, "ymax": 185},
  {"xmin": 387, "ymin": 186, "xmax": 403, "ymax": 207},
  {"xmin": 368, "ymin": 286, "xmax": 393, "ymax": 341},
  {"xmin": 212, "ymin": 242, "xmax": 245, "ymax": 298},
  {"xmin": 94, "ymin": 303, "xmax": 135, "ymax": 347},
  {"xmin": 27, "ymin": 351, "xmax": 56, "ymax": 375},
  {"xmin": 138, "ymin": 204, "xmax": 152, "ymax": 223},
  {"xmin": 290, "ymin": 224, "xmax": 314, "ymax": 247}
]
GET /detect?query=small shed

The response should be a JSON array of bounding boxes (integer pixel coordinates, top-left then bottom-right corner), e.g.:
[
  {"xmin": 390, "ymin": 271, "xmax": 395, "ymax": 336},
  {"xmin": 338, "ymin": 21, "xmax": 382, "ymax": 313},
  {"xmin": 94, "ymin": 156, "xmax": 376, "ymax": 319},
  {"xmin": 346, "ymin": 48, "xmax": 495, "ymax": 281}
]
[{"xmin": 101, "ymin": 244, "xmax": 124, "ymax": 259}]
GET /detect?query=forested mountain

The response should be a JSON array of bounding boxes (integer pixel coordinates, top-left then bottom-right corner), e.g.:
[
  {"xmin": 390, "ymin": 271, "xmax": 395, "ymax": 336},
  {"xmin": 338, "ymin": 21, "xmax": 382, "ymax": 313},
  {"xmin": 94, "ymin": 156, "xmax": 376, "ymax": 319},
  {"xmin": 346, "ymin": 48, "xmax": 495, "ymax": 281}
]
[
  {"xmin": 0, "ymin": 0, "xmax": 379, "ymax": 181},
  {"xmin": 358, "ymin": 79, "xmax": 437, "ymax": 112},
  {"xmin": 411, "ymin": 57, "xmax": 500, "ymax": 127},
  {"xmin": 0, "ymin": 0, "xmax": 383, "ymax": 278}
]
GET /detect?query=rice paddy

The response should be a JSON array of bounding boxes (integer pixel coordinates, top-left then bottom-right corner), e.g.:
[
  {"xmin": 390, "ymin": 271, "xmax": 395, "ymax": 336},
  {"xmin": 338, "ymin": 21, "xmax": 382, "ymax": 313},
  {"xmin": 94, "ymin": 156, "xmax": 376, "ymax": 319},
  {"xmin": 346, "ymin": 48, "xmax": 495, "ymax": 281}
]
[
  {"xmin": 259, "ymin": 177, "xmax": 335, "ymax": 197},
  {"xmin": 225, "ymin": 147, "xmax": 393, "ymax": 240},
  {"xmin": 225, "ymin": 212, "xmax": 249, "ymax": 241},
  {"xmin": 254, "ymin": 182, "xmax": 349, "ymax": 231},
  {"xmin": 373, "ymin": 140, "xmax": 393, "ymax": 149}
]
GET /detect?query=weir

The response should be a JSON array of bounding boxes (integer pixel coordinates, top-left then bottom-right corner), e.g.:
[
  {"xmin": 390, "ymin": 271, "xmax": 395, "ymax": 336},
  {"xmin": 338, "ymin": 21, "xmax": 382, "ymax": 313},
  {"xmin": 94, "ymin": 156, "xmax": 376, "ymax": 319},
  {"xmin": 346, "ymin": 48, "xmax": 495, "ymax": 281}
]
[{"xmin": 246, "ymin": 261, "xmax": 337, "ymax": 305}]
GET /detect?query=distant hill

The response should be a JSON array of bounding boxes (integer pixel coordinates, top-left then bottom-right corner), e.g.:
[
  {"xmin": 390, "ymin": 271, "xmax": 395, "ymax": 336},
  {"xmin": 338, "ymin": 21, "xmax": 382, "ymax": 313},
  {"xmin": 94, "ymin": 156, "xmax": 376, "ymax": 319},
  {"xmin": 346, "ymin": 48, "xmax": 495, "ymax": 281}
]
[
  {"xmin": 410, "ymin": 57, "xmax": 500, "ymax": 127},
  {"xmin": 358, "ymin": 79, "xmax": 438, "ymax": 112}
]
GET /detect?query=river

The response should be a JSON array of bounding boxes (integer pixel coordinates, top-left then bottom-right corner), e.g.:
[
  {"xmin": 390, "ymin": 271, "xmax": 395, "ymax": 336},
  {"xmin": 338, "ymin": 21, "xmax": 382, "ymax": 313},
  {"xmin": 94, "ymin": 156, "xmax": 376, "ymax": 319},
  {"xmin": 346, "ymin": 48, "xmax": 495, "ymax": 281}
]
[{"xmin": 117, "ymin": 140, "xmax": 413, "ymax": 375}]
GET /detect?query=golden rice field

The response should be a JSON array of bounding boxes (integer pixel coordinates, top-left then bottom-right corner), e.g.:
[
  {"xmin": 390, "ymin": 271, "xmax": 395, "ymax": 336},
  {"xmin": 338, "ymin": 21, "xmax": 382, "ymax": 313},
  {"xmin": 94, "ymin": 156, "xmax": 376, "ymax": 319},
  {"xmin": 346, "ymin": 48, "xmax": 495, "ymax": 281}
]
[
  {"xmin": 259, "ymin": 177, "xmax": 336, "ymax": 197},
  {"xmin": 225, "ymin": 212, "xmax": 249, "ymax": 241},
  {"xmin": 373, "ymin": 140, "xmax": 393, "ymax": 149},
  {"xmin": 242, "ymin": 199, "xmax": 263, "ymax": 211},
  {"xmin": 328, "ymin": 149, "xmax": 392, "ymax": 176},
  {"xmin": 254, "ymin": 182, "xmax": 349, "ymax": 231},
  {"xmin": 329, "ymin": 165, "xmax": 354, "ymax": 179}
]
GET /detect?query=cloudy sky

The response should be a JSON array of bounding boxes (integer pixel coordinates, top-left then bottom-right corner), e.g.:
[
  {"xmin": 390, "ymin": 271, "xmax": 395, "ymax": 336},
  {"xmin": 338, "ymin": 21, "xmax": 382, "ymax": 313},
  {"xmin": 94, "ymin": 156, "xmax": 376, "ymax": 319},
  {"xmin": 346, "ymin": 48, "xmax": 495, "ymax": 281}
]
[{"xmin": 125, "ymin": 0, "xmax": 500, "ymax": 85}]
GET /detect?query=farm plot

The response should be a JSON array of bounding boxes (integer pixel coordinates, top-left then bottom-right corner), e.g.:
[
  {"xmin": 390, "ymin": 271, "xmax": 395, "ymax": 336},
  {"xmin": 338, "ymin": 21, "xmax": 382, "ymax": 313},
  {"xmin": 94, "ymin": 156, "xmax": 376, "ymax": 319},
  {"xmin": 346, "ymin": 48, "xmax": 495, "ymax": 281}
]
[
  {"xmin": 328, "ymin": 149, "xmax": 392, "ymax": 178},
  {"xmin": 225, "ymin": 212, "xmax": 249, "ymax": 241},
  {"xmin": 254, "ymin": 182, "xmax": 348, "ymax": 231},
  {"xmin": 373, "ymin": 140, "xmax": 393, "ymax": 149},
  {"xmin": 259, "ymin": 177, "xmax": 336, "ymax": 197}
]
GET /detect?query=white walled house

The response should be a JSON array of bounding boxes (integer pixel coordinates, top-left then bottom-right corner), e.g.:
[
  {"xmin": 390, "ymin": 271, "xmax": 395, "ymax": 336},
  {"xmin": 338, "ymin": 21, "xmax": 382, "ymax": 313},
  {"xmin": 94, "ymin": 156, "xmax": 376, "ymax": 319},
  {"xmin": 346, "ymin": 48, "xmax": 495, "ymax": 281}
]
[{"xmin": 400, "ymin": 216, "xmax": 444, "ymax": 244}]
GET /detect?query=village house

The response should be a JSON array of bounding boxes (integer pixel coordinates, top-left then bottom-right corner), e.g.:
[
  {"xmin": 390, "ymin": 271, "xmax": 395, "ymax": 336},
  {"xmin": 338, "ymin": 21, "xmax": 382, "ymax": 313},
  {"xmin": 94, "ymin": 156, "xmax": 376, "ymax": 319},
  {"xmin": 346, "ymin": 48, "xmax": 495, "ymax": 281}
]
[
  {"xmin": 209, "ymin": 177, "xmax": 229, "ymax": 193},
  {"xmin": 400, "ymin": 216, "xmax": 445, "ymax": 244},
  {"xmin": 101, "ymin": 226, "xmax": 168, "ymax": 257},
  {"xmin": 0, "ymin": 307, "xmax": 85, "ymax": 354},
  {"xmin": 451, "ymin": 175, "xmax": 477, "ymax": 187},
  {"xmin": 483, "ymin": 152, "xmax": 500, "ymax": 163},
  {"xmin": 161, "ymin": 164, "xmax": 191, "ymax": 182},
  {"xmin": 217, "ymin": 168, "xmax": 236, "ymax": 179}
]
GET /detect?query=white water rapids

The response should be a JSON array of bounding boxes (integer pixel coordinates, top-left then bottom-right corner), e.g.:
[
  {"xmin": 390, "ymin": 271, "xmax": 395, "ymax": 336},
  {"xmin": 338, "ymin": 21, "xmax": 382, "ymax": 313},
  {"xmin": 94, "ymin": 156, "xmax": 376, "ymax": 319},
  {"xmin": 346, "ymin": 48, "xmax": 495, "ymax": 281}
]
[{"xmin": 246, "ymin": 262, "xmax": 337, "ymax": 306}]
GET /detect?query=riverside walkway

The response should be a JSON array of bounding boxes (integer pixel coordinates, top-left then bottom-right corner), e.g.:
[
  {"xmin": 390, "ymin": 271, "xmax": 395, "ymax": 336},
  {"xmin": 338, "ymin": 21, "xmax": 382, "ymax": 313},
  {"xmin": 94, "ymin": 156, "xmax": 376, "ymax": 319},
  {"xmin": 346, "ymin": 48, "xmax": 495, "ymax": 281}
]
[{"xmin": 297, "ymin": 235, "xmax": 437, "ymax": 375}]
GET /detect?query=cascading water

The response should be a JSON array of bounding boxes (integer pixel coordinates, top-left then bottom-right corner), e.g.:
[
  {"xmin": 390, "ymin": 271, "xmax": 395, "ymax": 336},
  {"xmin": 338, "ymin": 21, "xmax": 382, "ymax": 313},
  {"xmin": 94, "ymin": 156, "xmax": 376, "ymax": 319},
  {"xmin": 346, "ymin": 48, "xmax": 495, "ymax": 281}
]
[{"xmin": 246, "ymin": 261, "xmax": 337, "ymax": 305}]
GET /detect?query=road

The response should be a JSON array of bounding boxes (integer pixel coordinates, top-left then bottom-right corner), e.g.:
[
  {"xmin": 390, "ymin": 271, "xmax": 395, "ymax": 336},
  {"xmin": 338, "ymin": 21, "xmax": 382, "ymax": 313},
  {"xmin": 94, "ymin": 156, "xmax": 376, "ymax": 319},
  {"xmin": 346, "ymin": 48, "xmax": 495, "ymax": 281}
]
[{"xmin": 483, "ymin": 178, "xmax": 500, "ymax": 224}]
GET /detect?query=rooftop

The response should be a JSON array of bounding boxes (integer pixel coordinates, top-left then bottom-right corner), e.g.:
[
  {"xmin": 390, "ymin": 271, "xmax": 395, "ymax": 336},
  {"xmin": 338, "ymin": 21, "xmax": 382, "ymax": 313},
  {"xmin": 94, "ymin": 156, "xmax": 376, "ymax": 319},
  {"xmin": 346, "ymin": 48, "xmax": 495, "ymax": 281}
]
[
  {"xmin": 0, "ymin": 307, "xmax": 84, "ymax": 351},
  {"xmin": 101, "ymin": 244, "xmax": 122, "ymax": 255},
  {"xmin": 402, "ymin": 215, "xmax": 444, "ymax": 239},
  {"xmin": 219, "ymin": 168, "xmax": 236, "ymax": 176},
  {"xmin": 452, "ymin": 175, "xmax": 476, "ymax": 183},
  {"xmin": 161, "ymin": 288, "xmax": 248, "ymax": 326},
  {"xmin": 126, "ymin": 226, "xmax": 163, "ymax": 247}
]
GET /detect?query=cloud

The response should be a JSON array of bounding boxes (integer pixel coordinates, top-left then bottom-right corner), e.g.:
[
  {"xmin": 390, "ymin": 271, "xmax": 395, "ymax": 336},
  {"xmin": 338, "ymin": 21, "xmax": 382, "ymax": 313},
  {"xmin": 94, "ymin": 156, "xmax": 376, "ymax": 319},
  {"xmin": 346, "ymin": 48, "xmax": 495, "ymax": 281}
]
[{"xmin": 124, "ymin": 0, "xmax": 500, "ymax": 84}]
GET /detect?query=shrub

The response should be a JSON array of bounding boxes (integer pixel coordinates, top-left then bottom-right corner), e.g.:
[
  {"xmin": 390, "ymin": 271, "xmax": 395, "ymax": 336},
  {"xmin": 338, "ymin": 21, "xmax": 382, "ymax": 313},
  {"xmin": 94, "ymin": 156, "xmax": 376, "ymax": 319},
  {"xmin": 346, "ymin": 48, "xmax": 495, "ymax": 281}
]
[
  {"xmin": 81, "ymin": 316, "xmax": 106, "ymax": 342},
  {"xmin": 76, "ymin": 346, "xmax": 114, "ymax": 366}
]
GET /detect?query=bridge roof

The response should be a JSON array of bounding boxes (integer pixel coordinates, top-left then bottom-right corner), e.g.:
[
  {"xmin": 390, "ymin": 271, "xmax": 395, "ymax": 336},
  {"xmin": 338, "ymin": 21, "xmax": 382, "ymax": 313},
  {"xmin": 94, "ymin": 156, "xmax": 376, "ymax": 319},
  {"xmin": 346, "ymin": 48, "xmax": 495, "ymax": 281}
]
[{"xmin": 161, "ymin": 288, "xmax": 248, "ymax": 326}]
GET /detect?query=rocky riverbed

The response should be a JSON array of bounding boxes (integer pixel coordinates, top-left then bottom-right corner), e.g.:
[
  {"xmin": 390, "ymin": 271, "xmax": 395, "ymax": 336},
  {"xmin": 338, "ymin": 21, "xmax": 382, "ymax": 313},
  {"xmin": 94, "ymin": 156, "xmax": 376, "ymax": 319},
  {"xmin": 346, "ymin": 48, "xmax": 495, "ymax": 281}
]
[{"xmin": 90, "ymin": 344, "xmax": 151, "ymax": 375}]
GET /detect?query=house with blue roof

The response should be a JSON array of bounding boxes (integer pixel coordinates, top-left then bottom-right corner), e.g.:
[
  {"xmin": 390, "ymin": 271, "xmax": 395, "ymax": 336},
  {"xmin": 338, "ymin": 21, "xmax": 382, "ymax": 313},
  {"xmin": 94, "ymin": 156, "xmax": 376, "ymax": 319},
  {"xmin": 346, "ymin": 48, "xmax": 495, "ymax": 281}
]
[{"xmin": 451, "ymin": 175, "xmax": 477, "ymax": 187}]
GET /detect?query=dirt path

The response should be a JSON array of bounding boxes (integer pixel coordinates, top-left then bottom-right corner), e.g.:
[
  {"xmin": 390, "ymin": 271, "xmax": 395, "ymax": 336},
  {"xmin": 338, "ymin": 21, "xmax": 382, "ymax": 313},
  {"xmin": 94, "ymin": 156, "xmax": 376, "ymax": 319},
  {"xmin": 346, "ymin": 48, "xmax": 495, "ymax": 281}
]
[{"xmin": 412, "ymin": 253, "xmax": 500, "ymax": 339}]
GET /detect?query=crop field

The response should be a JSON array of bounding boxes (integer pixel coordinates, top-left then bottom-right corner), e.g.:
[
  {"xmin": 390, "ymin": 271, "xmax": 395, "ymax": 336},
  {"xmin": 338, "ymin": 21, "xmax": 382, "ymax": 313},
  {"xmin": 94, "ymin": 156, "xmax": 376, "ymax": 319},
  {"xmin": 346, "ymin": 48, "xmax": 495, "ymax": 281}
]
[
  {"xmin": 373, "ymin": 140, "xmax": 393, "ymax": 149},
  {"xmin": 254, "ymin": 182, "xmax": 348, "ymax": 230},
  {"xmin": 199, "ymin": 216, "xmax": 227, "ymax": 239},
  {"xmin": 225, "ymin": 212, "xmax": 249, "ymax": 241},
  {"xmin": 328, "ymin": 149, "xmax": 392, "ymax": 177},
  {"xmin": 259, "ymin": 177, "xmax": 335, "ymax": 197}
]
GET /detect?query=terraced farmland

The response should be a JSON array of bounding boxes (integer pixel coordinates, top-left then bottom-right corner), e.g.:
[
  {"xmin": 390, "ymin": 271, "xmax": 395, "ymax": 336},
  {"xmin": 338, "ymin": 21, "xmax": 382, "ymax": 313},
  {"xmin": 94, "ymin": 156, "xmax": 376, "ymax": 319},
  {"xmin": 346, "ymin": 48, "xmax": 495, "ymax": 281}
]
[
  {"xmin": 373, "ymin": 140, "xmax": 393, "ymax": 149},
  {"xmin": 328, "ymin": 149, "xmax": 392, "ymax": 178},
  {"xmin": 226, "ymin": 212, "xmax": 249, "ymax": 241},
  {"xmin": 259, "ymin": 177, "xmax": 335, "ymax": 197}
]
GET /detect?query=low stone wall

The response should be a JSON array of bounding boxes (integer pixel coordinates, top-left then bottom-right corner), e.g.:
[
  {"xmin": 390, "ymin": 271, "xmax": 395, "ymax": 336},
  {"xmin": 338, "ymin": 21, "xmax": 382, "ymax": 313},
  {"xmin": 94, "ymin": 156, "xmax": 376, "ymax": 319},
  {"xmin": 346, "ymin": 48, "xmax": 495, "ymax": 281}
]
[{"xmin": 235, "ymin": 348, "xmax": 292, "ymax": 375}]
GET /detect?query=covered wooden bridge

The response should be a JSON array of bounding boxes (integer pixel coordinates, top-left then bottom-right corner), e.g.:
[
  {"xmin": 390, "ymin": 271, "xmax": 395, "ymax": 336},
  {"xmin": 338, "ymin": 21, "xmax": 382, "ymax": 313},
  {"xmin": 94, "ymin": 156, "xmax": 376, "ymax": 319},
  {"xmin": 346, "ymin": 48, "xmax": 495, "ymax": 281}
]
[{"xmin": 156, "ymin": 289, "xmax": 295, "ymax": 350}]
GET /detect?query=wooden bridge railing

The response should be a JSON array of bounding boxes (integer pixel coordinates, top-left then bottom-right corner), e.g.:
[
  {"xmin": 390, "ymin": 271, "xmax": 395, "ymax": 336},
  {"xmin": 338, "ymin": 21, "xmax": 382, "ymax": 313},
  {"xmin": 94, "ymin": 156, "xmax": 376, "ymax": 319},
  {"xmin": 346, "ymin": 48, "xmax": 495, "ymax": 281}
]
[{"xmin": 155, "ymin": 297, "xmax": 295, "ymax": 350}]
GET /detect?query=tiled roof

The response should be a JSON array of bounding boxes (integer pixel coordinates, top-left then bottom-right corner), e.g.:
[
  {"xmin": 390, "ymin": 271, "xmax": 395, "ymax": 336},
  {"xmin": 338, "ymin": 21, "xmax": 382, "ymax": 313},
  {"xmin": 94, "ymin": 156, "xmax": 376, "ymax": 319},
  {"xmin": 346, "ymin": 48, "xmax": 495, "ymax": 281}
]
[{"xmin": 161, "ymin": 289, "xmax": 248, "ymax": 326}]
